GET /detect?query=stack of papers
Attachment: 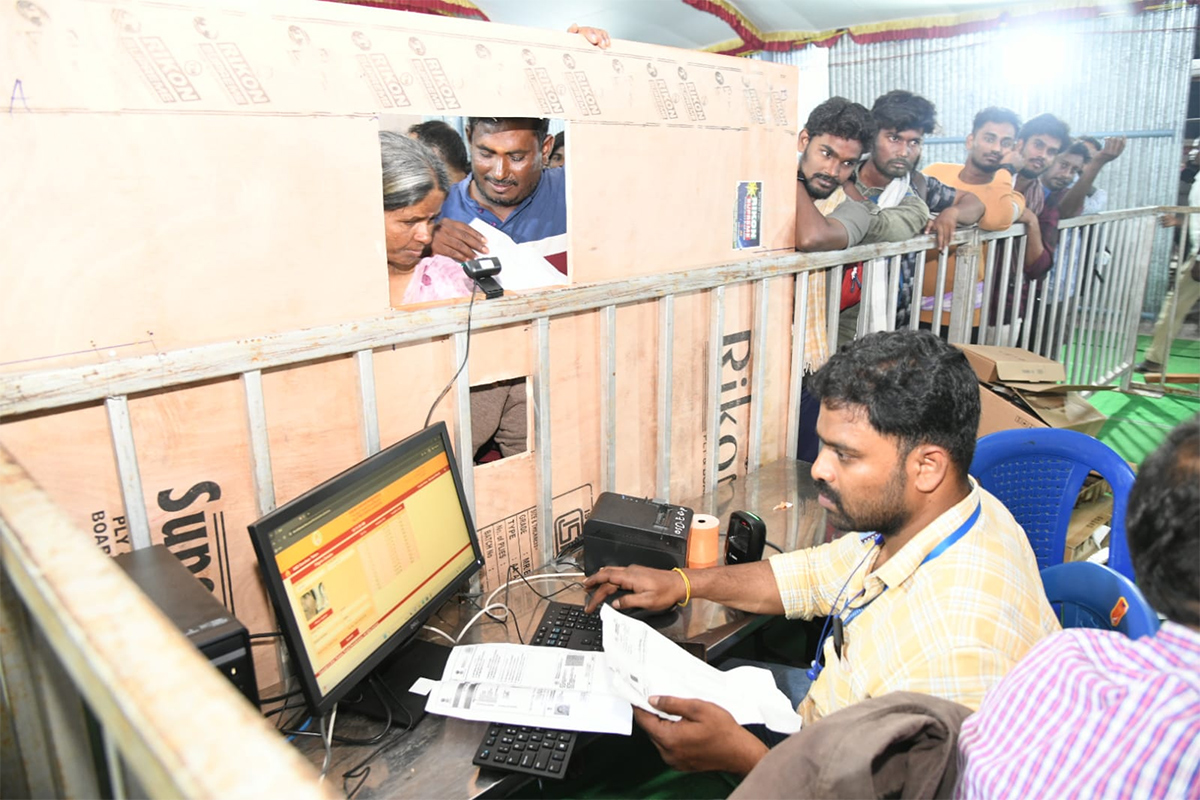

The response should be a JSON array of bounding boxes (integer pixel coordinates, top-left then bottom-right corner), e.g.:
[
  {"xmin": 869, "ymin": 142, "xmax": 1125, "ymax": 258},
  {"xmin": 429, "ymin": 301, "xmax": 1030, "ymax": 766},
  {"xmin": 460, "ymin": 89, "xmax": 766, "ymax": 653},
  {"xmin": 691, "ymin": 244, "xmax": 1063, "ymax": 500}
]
[{"xmin": 419, "ymin": 605, "xmax": 803, "ymax": 736}]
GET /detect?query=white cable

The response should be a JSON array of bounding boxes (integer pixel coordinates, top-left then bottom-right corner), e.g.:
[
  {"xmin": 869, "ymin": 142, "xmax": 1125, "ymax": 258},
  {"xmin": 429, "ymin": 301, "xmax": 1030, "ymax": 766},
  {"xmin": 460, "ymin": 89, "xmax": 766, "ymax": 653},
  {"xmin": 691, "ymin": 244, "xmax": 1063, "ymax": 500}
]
[
  {"xmin": 455, "ymin": 603, "xmax": 514, "ymax": 644},
  {"xmin": 484, "ymin": 571, "xmax": 584, "ymax": 609},
  {"xmin": 318, "ymin": 703, "xmax": 337, "ymax": 782},
  {"xmin": 421, "ymin": 624, "xmax": 457, "ymax": 645}
]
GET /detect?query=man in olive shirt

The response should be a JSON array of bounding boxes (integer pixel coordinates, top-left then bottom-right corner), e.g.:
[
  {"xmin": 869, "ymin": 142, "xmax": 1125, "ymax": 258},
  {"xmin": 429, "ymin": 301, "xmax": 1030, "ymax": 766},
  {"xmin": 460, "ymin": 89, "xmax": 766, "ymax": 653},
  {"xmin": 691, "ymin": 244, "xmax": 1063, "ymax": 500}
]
[{"xmin": 794, "ymin": 97, "xmax": 930, "ymax": 253}]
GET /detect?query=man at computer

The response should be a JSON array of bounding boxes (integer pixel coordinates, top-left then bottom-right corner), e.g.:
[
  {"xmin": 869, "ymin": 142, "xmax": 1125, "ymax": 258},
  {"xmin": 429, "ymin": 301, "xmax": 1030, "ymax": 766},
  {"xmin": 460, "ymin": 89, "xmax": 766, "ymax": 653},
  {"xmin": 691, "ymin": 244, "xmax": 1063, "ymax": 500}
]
[{"xmin": 583, "ymin": 329, "xmax": 1059, "ymax": 777}]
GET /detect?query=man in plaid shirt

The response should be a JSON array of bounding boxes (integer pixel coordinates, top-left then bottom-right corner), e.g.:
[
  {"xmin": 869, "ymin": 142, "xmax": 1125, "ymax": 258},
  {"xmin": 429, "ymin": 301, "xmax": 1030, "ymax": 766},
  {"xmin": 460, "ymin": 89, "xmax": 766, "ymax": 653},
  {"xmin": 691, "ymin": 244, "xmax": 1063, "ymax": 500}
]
[
  {"xmin": 956, "ymin": 418, "xmax": 1200, "ymax": 799},
  {"xmin": 585, "ymin": 330, "xmax": 1058, "ymax": 776}
]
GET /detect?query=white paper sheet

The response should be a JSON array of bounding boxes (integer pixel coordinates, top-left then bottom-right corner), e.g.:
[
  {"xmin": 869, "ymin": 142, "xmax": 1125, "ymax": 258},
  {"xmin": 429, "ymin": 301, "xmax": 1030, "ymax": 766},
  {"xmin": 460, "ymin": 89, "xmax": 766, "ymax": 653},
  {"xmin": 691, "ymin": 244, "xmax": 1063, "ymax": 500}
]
[
  {"xmin": 599, "ymin": 605, "xmax": 803, "ymax": 735},
  {"xmin": 467, "ymin": 219, "xmax": 569, "ymax": 291},
  {"xmin": 421, "ymin": 608, "xmax": 802, "ymax": 736},
  {"xmin": 423, "ymin": 643, "xmax": 633, "ymax": 734}
]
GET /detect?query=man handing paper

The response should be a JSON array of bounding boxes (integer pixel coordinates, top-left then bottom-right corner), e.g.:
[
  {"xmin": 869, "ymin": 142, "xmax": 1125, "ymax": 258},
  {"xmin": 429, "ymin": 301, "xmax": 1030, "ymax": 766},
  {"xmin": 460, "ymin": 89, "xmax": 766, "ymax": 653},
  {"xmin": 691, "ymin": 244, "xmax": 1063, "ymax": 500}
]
[
  {"xmin": 584, "ymin": 330, "xmax": 1059, "ymax": 777},
  {"xmin": 432, "ymin": 116, "xmax": 570, "ymax": 276}
]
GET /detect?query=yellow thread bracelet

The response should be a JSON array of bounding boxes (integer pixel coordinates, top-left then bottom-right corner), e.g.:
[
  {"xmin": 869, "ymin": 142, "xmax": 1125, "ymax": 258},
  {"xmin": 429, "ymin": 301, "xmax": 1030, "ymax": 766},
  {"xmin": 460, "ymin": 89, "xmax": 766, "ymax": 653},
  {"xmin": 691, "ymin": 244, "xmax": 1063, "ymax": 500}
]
[{"xmin": 672, "ymin": 567, "xmax": 692, "ymax": 607}]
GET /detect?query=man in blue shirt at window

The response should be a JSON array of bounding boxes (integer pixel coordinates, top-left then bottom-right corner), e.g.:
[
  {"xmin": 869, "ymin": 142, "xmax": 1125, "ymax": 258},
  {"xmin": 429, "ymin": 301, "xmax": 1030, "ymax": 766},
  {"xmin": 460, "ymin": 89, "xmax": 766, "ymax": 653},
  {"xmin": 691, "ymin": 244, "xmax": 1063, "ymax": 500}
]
[{"xmin": 431, "ymin": 117, "xmax": 569, "ymax": 275}]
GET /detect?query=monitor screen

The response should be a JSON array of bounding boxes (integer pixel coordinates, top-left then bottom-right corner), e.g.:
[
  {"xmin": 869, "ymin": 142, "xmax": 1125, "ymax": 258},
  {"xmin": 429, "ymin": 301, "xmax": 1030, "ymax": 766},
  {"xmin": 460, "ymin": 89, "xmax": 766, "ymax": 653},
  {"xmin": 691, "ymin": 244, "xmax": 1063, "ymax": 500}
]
[{"xmin": 248, "ymin": 422, "xmax": 483, "ymax": 716}]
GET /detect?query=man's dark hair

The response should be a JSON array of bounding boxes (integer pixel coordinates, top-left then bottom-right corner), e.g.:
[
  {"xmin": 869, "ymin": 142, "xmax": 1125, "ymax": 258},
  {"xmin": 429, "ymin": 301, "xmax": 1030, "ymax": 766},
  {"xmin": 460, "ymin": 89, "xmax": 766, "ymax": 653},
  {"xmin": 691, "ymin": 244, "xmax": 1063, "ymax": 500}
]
[
  {"xmin": 1064, "ymin": 140, "xmax": 1092, "ymax": 163},
  {"xmin": 552, "ymin": 131, "xmax": 565, "ymax": 153},
  {"xmin": 1125, "ymin": 418, "xmax": 1199, "ymax": 627},
  {"xmin": 1078, "ymin": 135, "xmax": 1102, "ymax": 151},
  {"xmin": 407, "ymin": 120, "xmax": 470, "ymax": 176},
  {"xmin": 467, "ymin": 117, "xmax": 551, "ymax": 142},
  {"xmin": 808, "ymin": 330, "xmax": 981, "ymax": 476},
  {"xmin": 871, "ymin": 90, "xmax": 937, "ymax": 137},
  {"xmin": 805, "ymin": 97, "xmax": 874, "ymax": 150},
  {"xmin": 1018, "ymin": 113, "xmax": 1070, "ymax": 146},
  {"xmin": 971, "ymin": 107, "xmax": 1021, "ymax": 135}
]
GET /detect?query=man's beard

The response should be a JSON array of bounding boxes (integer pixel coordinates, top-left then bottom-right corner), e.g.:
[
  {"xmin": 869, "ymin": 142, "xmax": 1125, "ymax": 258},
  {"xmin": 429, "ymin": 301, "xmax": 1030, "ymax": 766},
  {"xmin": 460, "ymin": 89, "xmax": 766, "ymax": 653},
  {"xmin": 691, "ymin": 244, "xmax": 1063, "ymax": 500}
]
[
  {"xmin": 814, "ymin": 472, "xmax": 910, "ymax": 537},
  {"xmin": 874, "ymin": 154, "xmax": 915, "ymax": 179},
  {"xmin": 1018, "ymin": 167, "xmax": 1041, "ymax": 180},
  {"xmin": 804, "ymin": 172, "xmax": 840, "ymax": 200},
  {"xmin": 969, "ymin": 155, "xmax": 1001, "ymax": 175},
  {"xmin": 474, "ymin": 174, "xmax": 525, "ymax": 207}
]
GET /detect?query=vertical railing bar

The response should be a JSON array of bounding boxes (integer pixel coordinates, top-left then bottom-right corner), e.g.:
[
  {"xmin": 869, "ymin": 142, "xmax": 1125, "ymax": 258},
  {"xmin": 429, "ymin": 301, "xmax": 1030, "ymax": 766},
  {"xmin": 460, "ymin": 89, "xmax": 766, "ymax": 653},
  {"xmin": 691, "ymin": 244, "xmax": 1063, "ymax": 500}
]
[
  {"xmin": 1064, "ymin": 224, "xmax": 1095, "ymax": 381},
  {"xmin": 978, "ymin": 238, "xmax": 998, "ymax": 344},
  {"xmin": 748, "ymin": 278, "xmax": 769, "ymax": 471},
  {"xmin": 885, "ymin": 255, "xmax": 901, "ymax": 333},
  {"xmin": 1105, "ymin": 220, "xmax": 1135, "ymax": 379},
  {"xmin": 931, "ymin": 246, "xmax": 950, "ymax": 338},
  {"xmin": 354, "ymin": 349, "xmax": 381, "ymax": 457},
  {"xmin": 1119, "ymin": 216, "xmax": 1158, "ymax": 391},
  {"xmin": 533, "ymin": 317, "xmax": 553, "ymax": 566},
  {"xmin": 1111, "ymin": 219, "xmax": 1146, "ymax": 382},
  {"xmin": 1162, "ymin": 209, "xmax": 1191, "ymax": 374},
  {"xmin": 104, "ymin": 731, "xmax": 127, "ymax": 800},
  {"xmin": 600, "ymin": 304, "xmax": 617, "ymax": 494},
  {"xmin": 451, "ymin": 331, "xmax": 475, "ymax": 522},
  {"xmin": 1093, "ymin": 220, "xmax": 1128, "ymax": 383},
  {"xmin": 105, "ymin": 397, "xmax": 152, "ymax": 550},
  {"xmin": 947, "ymin": 230, "xmax": 980, "ymax": 344},
  {"xmin": 826, "ymin": 265, "xmax": 843, "ymax": 352},
  {"xmin": 991, "ymin": 236, "xmax": 1013, "ymax": 347},
  {"xmin": 910, "ymin": 249, "xmax": 928, "ymax": 331},
  {"xmin": 705, "ymin": 286, "xmax": 725, "ymax": 507},
  {"xmin": 1099, "ymin": 219, "xmax": 1128, "ymax": 381},
  {"xmin": 656, "ymin": 296, "xmax": 675, "ymax": 501},
  {"xmin": 1043, "ymin": 229, "xmax": 1069, "ymax": 361},
  {"xmin": 241, "ymin": 371, "xmax": 276, "ymax": 517},
  {"xmin": 786, "ymin": 274, "xmax": 810, "ymax": 453},
  {"xmin": 1097, "ymin": 219, "xmax": 1133, "ymax": 384},
  {"xmin": 1078, "ymin": 222, "xmax": 1108, "ymax": 385}
]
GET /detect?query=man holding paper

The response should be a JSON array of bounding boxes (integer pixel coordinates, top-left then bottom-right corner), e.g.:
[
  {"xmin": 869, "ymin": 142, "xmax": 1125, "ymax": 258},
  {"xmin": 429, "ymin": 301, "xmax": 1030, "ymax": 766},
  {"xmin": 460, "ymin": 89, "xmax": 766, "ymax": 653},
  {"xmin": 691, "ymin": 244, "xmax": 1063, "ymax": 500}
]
[
  {"xmin": 431, "ymin": 116, "xmax": 569, "ymax": 275},
  {"xmin": 584, "ymin": 330, "xmax": 1058, "ymax": 776}
]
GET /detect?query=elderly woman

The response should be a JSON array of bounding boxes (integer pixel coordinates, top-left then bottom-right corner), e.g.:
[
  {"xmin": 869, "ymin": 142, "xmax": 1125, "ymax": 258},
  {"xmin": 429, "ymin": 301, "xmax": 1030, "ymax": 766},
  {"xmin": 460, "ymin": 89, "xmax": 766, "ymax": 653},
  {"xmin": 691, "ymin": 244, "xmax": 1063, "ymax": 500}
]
[
  {"xmin": 380, "ymin": 130, "xmax": 526, "ymax": 461},
  {"xmin": 381, "ymin": 130, "xmax": 476, "ymax": 306}
]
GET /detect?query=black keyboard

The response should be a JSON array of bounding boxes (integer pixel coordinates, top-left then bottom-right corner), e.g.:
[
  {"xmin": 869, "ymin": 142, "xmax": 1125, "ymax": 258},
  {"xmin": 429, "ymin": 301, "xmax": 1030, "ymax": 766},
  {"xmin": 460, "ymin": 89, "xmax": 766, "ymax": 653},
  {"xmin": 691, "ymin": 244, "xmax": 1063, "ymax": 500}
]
[
  {"xmin": 530, "ymin": 600, "xmax": 603, "ymax": 651},
  {"xmin": 471, "ymin": 601, "xmax": 602, "ymax": 780},
  {"xmin": 473, "ymin": 723, "xmax": 577, "ymax": 777}
]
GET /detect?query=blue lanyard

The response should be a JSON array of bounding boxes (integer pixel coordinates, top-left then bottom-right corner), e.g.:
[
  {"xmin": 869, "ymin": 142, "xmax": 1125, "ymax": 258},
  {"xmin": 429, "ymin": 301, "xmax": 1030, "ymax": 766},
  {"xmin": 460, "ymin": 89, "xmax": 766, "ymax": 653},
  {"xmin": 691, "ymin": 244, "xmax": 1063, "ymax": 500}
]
[
  {"xmin": 809, "ymin": 501, "xmax": 981, "ymax": 679},
  {"xmin": 839, "ymin": 501, "xmax": 981, "ymax": 627}
]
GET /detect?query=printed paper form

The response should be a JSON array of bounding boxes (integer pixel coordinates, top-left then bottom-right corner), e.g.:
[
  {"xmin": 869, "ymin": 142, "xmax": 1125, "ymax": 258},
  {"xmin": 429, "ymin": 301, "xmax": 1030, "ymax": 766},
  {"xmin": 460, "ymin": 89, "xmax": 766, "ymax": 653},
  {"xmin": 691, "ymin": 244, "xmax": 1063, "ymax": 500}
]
[
  {"xmin": 422, "ymin": 606, "xmax": 802, "ymax": 736},
  {"xmin": 424, "ymin": 643, "xmax": 633, "ymax": 735}
]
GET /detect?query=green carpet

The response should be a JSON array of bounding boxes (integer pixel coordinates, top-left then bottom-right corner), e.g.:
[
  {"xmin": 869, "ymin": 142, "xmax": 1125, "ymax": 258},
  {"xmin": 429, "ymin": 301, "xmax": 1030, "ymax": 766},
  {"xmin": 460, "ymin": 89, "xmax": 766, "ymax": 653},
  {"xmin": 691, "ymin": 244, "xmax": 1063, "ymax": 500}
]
[{"xmin": 1087, "ymin": 334, "xmax": 1200, "ymax": 464}]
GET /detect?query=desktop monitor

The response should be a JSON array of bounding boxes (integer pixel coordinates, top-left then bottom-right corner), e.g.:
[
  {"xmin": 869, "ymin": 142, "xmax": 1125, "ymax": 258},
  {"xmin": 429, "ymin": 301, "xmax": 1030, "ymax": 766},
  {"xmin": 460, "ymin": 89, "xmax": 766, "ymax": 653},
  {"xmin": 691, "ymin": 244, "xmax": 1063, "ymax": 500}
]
[{"xmin": 248, "ymin": 422, "xmax": 483, "ymax": 718}]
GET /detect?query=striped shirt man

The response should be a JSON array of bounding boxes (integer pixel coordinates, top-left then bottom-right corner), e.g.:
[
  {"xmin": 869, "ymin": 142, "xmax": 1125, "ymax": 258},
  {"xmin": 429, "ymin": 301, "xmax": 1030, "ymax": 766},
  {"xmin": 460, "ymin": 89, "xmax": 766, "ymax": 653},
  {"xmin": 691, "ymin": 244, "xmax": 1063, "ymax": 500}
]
[
  {"xmin": 769, "ymin": 480, "xmax": 1060, "ymax": 725},
  {"xmin": 956, "ymin": 622, "xmax": 1200, "ymax": 799}
]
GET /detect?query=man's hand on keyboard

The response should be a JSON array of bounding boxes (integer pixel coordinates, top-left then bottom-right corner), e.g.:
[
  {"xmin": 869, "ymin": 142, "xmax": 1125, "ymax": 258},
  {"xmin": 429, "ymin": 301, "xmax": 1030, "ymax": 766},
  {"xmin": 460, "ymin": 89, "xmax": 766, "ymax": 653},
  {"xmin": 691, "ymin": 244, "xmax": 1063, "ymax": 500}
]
[
  {"xmin": 634, "ymin": 696, "xmax": 768, "ymax": 777},
  {"xmin": 582, "ymin": 565, "xmax": 684, "ymax": 613}
]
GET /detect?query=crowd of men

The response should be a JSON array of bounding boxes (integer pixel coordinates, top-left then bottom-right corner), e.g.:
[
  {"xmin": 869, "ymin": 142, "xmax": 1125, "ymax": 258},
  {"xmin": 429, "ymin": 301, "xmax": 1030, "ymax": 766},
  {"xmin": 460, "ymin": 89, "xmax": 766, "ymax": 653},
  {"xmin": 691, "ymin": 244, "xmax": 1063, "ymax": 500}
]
[{"xmin": 397, "ymin": 90, "xmax": 1126, "ymax": 363}]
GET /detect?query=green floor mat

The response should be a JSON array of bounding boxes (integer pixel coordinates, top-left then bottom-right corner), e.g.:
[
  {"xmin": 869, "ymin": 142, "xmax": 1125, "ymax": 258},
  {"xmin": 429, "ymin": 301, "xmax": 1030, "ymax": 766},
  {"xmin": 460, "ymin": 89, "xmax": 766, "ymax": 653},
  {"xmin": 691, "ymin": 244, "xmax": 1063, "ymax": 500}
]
[{"xmin": 1082, "ymin": 335, "xmax": 1200, "ymax": 464}]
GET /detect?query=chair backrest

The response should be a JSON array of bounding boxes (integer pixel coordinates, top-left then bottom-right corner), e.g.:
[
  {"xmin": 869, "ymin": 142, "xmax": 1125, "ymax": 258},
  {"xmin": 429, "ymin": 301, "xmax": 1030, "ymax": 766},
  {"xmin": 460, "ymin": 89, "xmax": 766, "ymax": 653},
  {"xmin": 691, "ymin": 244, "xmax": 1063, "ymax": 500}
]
[
  {"xmin": 970, "ymin": 428, "xmax": 1137, "ymax": 579},
  {"xmin": 1040, "ymin": 562, "xmax": 1160, "ymax": 639}
]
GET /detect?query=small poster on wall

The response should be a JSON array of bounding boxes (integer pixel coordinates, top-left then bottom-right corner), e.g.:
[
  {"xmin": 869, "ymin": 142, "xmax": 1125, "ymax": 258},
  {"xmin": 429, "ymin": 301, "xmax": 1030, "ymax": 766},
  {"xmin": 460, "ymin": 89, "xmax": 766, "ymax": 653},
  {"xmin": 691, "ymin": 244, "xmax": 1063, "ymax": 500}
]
[{"xmin": 734, "ymin": 181, "xmax": 762, "ymax": 249}]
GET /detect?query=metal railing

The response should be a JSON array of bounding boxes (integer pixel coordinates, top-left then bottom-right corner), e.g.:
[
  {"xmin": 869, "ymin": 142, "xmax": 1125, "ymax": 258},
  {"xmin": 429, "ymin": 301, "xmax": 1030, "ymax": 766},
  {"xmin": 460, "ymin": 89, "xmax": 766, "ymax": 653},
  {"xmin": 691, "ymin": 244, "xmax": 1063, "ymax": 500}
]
[{"xmin": 0, "ymin": 204, "xmax": 1185, "ymax": 797}]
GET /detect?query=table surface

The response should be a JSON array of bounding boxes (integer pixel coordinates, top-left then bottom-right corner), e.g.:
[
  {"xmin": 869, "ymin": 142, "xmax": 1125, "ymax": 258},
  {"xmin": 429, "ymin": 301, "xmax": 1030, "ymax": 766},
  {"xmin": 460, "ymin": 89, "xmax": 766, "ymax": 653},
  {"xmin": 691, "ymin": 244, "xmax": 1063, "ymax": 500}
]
[{"xmin": 293, "ymin": 459, "xmax": 826, "ymax": 798}]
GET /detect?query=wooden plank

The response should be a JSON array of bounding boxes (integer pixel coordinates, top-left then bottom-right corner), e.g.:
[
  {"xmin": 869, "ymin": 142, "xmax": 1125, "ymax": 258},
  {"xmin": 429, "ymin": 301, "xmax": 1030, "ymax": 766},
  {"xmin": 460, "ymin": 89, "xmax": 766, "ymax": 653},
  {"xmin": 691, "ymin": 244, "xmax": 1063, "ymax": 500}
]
[{"xmin": 0, "ymin": 446, "xmax": 337, "ymax": 800}]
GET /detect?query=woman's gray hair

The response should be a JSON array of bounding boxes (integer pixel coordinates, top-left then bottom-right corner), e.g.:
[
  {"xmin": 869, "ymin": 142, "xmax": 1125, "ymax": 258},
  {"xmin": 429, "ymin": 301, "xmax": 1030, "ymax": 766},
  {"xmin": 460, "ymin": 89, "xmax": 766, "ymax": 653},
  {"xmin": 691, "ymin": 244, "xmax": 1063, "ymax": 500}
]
[{"xmin": 380, "ymin": 130, "xmax": 450, "ymax": 211}]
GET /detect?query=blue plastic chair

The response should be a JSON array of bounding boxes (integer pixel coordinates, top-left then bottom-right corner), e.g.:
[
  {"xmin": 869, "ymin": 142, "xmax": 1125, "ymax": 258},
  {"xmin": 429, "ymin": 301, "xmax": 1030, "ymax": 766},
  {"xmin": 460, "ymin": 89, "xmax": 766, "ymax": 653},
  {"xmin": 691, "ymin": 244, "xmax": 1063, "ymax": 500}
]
[
  {"xmin": 970, "ymin": 428, "xmax": 1137, "ymax": 579},
  {"xmin": 1041, "ymin": 562, "xmax": 1160, "ymax": 639}
]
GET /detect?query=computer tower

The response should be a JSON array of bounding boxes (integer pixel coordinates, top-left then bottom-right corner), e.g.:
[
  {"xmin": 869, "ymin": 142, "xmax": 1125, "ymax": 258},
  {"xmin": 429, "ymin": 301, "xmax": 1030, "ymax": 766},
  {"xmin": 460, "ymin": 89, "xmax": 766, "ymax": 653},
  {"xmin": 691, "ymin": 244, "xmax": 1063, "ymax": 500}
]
[{"xmin": 114, "ymin": 545, "xmax": 259, "ymax": 707}]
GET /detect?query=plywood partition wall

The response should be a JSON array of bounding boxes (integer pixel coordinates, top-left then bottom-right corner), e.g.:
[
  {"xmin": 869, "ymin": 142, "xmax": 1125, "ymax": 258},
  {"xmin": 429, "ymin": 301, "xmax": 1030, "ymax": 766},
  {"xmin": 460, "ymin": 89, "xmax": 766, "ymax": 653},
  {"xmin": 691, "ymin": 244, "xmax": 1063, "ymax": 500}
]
[{"xmin": 0, "ymin": 0, "xmax": 799, "ymax": 689}]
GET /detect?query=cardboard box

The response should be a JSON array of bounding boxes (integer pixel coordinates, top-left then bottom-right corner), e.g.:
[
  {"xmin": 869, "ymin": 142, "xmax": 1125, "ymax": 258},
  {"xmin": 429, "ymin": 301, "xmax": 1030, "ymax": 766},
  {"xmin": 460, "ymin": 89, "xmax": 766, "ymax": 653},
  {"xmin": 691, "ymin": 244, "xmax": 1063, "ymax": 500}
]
[
  {"xmin": 961, "ymin": 345, "xmax": 1066, "ymax": 384},
  {"xmin": 961, "ymin": 345, "xmax": 1108, "ymax": 438},
  {"xmin": 1066, "ymin": 492, "xmax": 1112, "ymax": 563}
]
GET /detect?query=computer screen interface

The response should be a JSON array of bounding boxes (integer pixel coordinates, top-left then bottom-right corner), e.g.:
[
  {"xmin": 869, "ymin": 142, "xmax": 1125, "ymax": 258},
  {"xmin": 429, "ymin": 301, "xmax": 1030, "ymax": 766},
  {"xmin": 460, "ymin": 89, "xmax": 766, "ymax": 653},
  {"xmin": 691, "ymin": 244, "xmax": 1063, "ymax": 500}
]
[{"xmin": 248, "ymin": 423, "xmax": 482, "ymax": 716}]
